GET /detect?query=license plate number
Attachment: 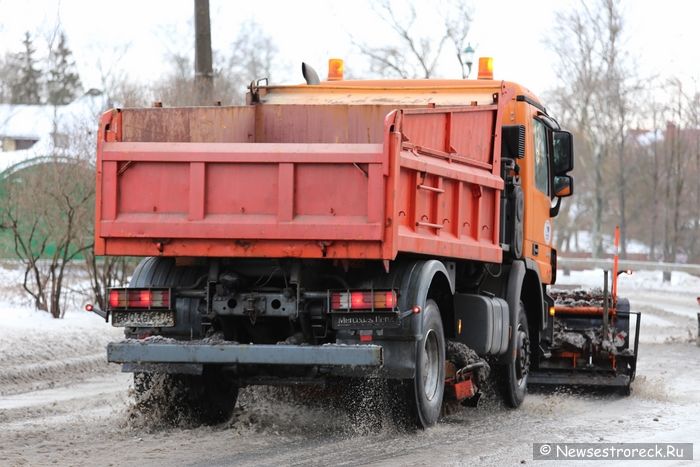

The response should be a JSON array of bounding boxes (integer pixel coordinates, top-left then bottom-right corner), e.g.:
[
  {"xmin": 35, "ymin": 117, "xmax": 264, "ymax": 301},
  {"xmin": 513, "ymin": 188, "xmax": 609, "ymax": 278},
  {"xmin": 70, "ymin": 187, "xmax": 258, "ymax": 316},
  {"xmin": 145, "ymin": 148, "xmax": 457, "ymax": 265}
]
[{"xmin": 112, "ymin": 311, "xmax": 175, "ymax": 328}]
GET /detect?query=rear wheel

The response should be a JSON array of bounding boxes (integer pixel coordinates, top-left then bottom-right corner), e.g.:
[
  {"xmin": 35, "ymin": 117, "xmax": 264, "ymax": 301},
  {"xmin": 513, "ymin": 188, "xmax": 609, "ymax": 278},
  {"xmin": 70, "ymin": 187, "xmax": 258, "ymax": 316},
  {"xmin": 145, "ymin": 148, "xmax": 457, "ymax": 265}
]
[
  {"xmin": 500, "ymin": 301, "xmax": 530, "ymax": 407},
  {"xmin": 621, "ymin": 384, "xmax": 632, "ymax": 396},
  {"xmin": 127, "ymin": 258, "xmax": 238, "ymax": 425},
  {"xmin": 409, "ymin": 299, "xmax": 445, "ymax": 428},
  {"xmin": 133, "ymin": 366, "xmax": 238, "ymax": 426}
]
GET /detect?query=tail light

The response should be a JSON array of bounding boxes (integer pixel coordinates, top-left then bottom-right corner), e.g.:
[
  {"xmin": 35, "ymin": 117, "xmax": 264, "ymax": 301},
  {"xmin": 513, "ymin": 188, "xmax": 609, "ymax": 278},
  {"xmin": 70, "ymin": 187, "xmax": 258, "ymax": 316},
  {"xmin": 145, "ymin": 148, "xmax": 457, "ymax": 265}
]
[
  {"xmin": 107, "ymin": 288, "xmax": 171, "ymax": 310},
  {"xmin": 330, "ymin": 290, "xmax": 397, "ymax": 311}
]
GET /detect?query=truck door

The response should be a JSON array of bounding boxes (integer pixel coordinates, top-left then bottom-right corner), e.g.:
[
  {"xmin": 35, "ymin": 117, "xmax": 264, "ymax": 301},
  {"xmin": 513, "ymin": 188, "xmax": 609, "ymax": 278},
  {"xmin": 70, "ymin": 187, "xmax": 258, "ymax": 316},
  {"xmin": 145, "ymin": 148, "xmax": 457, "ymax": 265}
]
[{"xmin": 523, "ymin": 116, "xmax": 553, "ymax": 283}]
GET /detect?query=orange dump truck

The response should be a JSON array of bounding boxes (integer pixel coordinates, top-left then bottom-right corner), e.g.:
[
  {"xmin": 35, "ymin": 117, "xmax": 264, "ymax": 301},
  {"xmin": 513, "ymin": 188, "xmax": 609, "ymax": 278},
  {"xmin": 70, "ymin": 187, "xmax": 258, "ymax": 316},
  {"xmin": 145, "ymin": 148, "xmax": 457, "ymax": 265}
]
[{"xmin": 91, "ymin": 62, "xmax": 633, "ymax": 428}]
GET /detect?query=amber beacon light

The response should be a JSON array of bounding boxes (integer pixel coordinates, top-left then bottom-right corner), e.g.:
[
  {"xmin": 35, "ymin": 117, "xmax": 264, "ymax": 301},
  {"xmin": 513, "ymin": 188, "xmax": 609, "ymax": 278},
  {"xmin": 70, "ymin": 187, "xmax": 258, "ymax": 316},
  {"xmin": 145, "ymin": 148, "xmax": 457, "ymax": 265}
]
[
  {"xmin": 328, "ymin": 58, "xmax": 344, "ymax": 81},
  {"xmin": 477, "ymin": 57, "xmax": 494, "ymax": 80}
]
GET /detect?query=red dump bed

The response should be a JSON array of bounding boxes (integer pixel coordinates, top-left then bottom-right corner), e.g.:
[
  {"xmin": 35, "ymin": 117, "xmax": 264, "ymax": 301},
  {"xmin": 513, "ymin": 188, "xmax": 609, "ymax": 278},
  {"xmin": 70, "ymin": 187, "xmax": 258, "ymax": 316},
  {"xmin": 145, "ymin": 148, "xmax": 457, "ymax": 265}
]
[{"xmin": 95, "ymin": 101, "xmax": 504, "ymax": 263}]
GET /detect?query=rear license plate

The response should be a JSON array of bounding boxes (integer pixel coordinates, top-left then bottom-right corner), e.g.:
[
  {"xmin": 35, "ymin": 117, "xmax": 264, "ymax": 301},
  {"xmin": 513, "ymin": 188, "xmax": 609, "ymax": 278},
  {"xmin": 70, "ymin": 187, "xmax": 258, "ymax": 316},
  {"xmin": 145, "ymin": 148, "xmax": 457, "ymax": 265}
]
[
  {"xmin": 331, "ymin": 313, "xmax": 400, "ymax": 330},
  {"xmin": 112, "ymin": 310, "xmax": 175, "ymax": 328}
]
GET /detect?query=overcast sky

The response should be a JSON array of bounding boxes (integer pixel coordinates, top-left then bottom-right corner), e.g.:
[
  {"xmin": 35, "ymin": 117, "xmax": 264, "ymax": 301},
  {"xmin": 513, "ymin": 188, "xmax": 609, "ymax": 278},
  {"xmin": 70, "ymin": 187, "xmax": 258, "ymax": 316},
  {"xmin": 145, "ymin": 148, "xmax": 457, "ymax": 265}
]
[{"xmin": 0, "ymin": 0, "xmax": 699, "ymax": 100}]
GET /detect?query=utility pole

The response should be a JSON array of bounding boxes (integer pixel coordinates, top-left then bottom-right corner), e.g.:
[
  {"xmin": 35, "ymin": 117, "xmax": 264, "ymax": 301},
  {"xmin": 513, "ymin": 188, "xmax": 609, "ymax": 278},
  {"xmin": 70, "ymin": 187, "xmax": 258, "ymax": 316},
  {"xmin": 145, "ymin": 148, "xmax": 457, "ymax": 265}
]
[{"xmin": 194, "ymin": 0, "xmax": 213, "ymax": 104}]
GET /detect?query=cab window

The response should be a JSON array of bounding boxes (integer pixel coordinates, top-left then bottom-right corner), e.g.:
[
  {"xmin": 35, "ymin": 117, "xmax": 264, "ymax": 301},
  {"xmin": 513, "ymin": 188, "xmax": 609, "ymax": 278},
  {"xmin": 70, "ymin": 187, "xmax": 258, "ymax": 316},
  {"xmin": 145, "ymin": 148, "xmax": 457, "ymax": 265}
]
[{"xmin": 533, "ymin": 119, "xmax": 549, "ymax": 195}]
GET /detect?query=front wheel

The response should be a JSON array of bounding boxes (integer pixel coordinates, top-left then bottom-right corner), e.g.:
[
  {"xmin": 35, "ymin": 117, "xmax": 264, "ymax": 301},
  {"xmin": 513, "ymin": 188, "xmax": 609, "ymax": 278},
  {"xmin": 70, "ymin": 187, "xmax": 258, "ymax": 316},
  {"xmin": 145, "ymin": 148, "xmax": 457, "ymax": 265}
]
[
  {"xmin": 410, "ymin": 299, "xmax": 446, "ymax": 428},
  {"xmin": 500, "ymin": 301, "xmax": 530, "ymax": 407}
]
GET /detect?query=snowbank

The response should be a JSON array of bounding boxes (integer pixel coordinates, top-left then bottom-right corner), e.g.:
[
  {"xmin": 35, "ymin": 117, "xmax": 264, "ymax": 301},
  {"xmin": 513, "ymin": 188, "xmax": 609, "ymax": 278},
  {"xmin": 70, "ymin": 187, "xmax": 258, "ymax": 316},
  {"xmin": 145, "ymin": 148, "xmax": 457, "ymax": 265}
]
[
  {"xmin": 0, "ymin": 261, "xmax": 122, "ymax": 395},
  {"xmin": 0, "ymin": 304, "xmax": 108, "ymax": 331},
  {"xmin": 557, "ymin": 268, "xmax": 700, "ymax": 294},
  {"xmin": 0, "ymin": 260, "xmax": 118, "ymax": 356}
]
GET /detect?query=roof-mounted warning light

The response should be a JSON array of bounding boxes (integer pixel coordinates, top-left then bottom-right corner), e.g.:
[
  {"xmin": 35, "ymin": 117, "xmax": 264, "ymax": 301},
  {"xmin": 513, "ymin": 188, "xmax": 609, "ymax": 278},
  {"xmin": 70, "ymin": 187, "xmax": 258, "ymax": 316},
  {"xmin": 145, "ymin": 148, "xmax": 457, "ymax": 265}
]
[
  {"xmin": 477, "ymin": 57, "xmax": 494, "ymax": 80},
  {"xmin": 328, "ymin": 58, "xmax": 344, "ymax": 81}
]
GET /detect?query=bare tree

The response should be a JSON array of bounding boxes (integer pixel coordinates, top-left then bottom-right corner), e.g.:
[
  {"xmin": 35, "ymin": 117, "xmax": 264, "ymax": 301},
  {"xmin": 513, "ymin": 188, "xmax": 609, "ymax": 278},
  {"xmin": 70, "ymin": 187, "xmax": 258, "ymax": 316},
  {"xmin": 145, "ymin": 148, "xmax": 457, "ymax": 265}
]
[
  {"xmin": 547, "ymin": 0, "xmax": 638, "ymax": 258},
  {"xmin": 152, "ymin": 53, "xmax": 198, "ymax": 106},
  {"xmin": 0, "ymin": 157, "xmax": 94, "ymax": 318},
  {"xmin": 643, "ymin": 96, "xmax": 665, "ymax": 260},
  {"xmin": 0, "ymin": 83, "xmax": 115, "ymax": 317},
  {"xmin": 686, "ymin": 88, "xmax": 700, "ymax": 261},
  {"xmin": 66, "ymin": 109, "xmax": 137, "ymax": 309},
  {"xmin": 663, "ymin": 79, "xmax": 691, "ymax": 270},
  {"xmin": 444, "ymin": 0, "xmax": 474, "ymax": 79},
  {"xmin": 547, "ymin": 2, "xmax": 604, "ymax": 256},
  {"xmin": 621, "ymin": 78, "xmax": 700, "ymax": 277},
  {"xmin": 153, "ymin": 19, "xmax": 279, "ymax": 106},
  {"xmin": 221, "ymin": 20, "xmax": 278, "ymax": 101},
  {"xmin": 598, "ymin": 0, "xmax": 643, "ymax": 258},
  {"xmin": 93, "ymin": 44, "xmax": 148, "ymax": 108},
  {"xmin": 354, "ymin": 0, "xmax": 472, "ymax": 79}
]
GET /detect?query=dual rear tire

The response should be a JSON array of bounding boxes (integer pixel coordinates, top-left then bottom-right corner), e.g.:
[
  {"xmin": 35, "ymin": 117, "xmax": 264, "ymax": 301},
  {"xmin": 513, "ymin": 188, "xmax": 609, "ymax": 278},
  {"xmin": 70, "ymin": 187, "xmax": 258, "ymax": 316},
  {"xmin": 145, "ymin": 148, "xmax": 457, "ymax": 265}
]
[
  {"xmin": 129, "ymin": 257, "xmax": 238, "ymax": 426},
  {"xmin": 133, "ymin": 366, "xmax": 238, "ymax": 426}
]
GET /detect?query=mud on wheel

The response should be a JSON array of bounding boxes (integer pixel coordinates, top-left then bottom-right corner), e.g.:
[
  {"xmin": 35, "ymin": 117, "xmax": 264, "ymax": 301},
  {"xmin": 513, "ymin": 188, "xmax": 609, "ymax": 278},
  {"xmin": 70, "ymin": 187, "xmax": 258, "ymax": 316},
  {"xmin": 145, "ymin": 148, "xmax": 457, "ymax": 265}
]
[{"xmin": 132, "ymin": 366, "xmax": 238, "ymax": 426}]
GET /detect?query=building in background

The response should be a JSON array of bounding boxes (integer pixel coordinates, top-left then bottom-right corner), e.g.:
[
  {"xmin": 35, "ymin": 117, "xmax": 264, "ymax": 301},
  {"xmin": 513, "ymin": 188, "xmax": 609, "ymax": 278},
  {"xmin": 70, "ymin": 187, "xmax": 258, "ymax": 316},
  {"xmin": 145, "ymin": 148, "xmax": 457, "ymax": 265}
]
[{"xmin": 0, "ymin": 89, "xmax": 107, "ymax": 175}]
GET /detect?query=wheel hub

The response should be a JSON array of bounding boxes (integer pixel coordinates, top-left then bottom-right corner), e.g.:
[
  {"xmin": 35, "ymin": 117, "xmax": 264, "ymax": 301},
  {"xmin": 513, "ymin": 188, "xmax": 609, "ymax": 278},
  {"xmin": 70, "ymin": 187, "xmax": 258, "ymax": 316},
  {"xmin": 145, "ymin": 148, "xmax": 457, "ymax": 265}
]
[
  {"xmin": 422, "ymin": 329, "xmax": 439, "ymax": 401},
  {"xmin": 515, "ymin": 326, "xmax": 530, "ymax": 383}
]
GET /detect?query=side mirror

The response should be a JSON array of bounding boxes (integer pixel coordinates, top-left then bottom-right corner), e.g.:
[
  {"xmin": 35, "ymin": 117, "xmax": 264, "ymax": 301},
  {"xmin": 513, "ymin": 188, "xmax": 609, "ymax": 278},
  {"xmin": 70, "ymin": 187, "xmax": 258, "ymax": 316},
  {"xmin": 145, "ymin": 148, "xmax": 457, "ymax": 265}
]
[
  {"xmin": 554, "ymin": 175, "xmax": 574, "ymax": 198},
  {"xmin": 553, "ymin": 130, "xmax": 574, "ymax": 175}
]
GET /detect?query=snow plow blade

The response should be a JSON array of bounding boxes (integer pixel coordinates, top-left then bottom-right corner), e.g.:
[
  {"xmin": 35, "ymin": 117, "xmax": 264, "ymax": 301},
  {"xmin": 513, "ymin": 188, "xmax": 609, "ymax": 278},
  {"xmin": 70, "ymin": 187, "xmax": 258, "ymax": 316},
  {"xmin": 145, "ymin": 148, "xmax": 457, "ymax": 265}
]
[
  {"xmin": 529, "ymin": 371, "xmax": 631, "ymax": 388},
  {"xmin": 536, "ymin": 289, "xmax": 641, "ymax": 394},
  {"xmin": 107, "ymin": 341, "xmax": 383, "ymax": 367}
]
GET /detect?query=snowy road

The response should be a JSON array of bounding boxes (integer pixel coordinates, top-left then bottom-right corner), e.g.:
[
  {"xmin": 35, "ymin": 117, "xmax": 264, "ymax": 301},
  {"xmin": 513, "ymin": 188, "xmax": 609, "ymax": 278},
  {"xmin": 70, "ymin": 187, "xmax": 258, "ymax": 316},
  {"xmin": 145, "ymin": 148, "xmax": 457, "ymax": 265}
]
[{"xmin": 0, "ymin": 270, "xmax": 699, "ymax": 466}]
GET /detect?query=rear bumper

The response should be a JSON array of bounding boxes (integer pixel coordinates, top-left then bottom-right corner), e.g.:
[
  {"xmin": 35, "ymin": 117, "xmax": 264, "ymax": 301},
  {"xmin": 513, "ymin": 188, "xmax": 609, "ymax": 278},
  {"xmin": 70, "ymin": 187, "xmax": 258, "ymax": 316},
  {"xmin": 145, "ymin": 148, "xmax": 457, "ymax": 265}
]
[{"xmin": 108, "ymin": 341, "xmax": 382, "ymax": 367}]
